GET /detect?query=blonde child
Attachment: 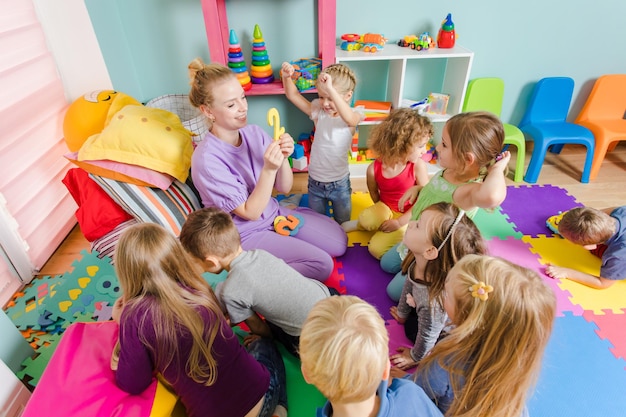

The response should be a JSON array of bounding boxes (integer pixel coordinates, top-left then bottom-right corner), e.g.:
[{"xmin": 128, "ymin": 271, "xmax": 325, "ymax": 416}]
[
  {"xmin": 281, "ymin": 62, "xmax": 362, "ymax": 225},
  {"xmin": 179, "ymin": 207, "xmax": 339, "ymax": 358},
  {"xmin": 380, "ymin": 111, "xmax": 510, "ymax": 278},
  {"xmin": 299, "ymin": 295, "xmax": 444, "ymax": 417},
  {"xmin": 389, "ymin": 202, "xmax": 487, "ymax": 370},
  {"xmin": 546, "ymin": 205, "xmax": 626, "ymax": 288},
  {"xmin": 342, "ymin": 108, "xmax": 434, "ymax": 259},
  {"xmin": 111, "ymin": 223, "xmax": 287, "ymax": 417},
  {"xmin": 404, "ymin": 254, "xmax": 556, "ymax": 417},
  {"xmin": 188, "ymin": 58, "xmax": 347, "ymax": 282}
]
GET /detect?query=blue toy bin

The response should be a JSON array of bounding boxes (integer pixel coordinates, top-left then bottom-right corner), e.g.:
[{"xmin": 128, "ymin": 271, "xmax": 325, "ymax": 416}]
[{"xmin": 288, "ymin": 58, "xmax": 322, "ymax": 92}]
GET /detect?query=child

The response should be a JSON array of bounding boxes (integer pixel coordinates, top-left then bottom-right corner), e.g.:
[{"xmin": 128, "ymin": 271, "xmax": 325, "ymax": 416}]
[
  {"xmin": 380, "ymin": 111, "xmax": 510, "ymax": 278},
  {"xmin": 389, "ymin": 202, "xmax": 487, "ymax": 370},
  {"xmin": 299, "ymin": 295, "xmax": 444, "ymax": 417},
  {"xmin": 188, "ymin": 58, "xmax": 347, "ymax": 282},
  {"xmin": 342, "ymin": 108, "xmax": 434, "ymax": 259},
  {"xmin": 405, "ymin": 254, "xmax": 556, "ymax": 416},
  {"xmin": 281, "ymin": 61, "xmax": 362, "ymax": 225},
  {"xmin": 111, "ymin": 223, "xmax": 288, "ymax": 417},
  {"xmin": 180, "ymin": 207, "xmax": 339, "ymax": 358},
  {"xmin": 546, "ymin": 205, "xmax": 626, "ymax": 288}
]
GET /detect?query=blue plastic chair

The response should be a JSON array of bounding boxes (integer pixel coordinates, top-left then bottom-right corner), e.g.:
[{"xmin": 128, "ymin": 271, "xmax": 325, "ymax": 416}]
[{"xmin": 519, "ymin": 77, "xmax": 595, "ymax": 183}]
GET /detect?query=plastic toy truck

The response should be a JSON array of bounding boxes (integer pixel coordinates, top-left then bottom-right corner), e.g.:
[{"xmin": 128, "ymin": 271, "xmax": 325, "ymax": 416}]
[
  {"xmin": 397, "ymin": 32, "xmax": 435, "ymax": 51},
  {"xmin": 341, "ymin": 33, "xmax": 387, "ymax": 53}
]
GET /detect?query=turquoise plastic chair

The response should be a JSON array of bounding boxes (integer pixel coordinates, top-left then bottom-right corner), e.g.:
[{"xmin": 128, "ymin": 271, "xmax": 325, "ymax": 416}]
[
  {"xmin": 462, "ymin": 78, "xmax": 526, "ymax": 182},
  {"xmin": 519, "ymin": 77, "xmax": 595, "ymax": 183}
]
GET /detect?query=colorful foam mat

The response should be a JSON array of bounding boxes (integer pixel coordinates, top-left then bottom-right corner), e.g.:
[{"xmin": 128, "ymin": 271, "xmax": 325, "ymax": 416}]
[{"xmin": 5, "ymin": 184, "xmax": 626, "ymax": 416}]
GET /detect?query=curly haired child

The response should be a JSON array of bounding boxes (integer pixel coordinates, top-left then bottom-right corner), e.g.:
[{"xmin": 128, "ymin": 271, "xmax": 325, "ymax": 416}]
[
  {"xmin": 342, "ymin": 108, "xmax": 434, "ymax": 259},
  {"xmin": 281, "ymin": 62, "xmax": 362, "ymax": 225},
  {"xmin": 300, "ymin": 295, "xmax": 444, "ymax": 417},
  {"xmin": 389, "ymin": 202, "xmax": 487, "ymax": 370},
  {"xmin": 405, "ymin": 254, "xmax": 556, "ymax": 417},
  {"xmin": 546, "ymin": 205, "xmax": 626, "ymax": 288},
  {"xmin": 380, "ymin": 111, "xmax": 510, "ymax": 278}
]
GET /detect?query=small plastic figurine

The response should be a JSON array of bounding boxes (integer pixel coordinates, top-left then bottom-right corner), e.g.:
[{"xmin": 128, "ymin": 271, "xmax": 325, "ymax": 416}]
[{"xmin": 437, "ymin": 13, "xmax": 456, "ymax": 48}]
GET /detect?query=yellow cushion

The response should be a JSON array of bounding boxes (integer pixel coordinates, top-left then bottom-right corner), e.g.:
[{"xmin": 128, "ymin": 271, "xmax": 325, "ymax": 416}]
[{"xmin": 78, "ymin": 105, "xmax": 193, "ymax": 182}]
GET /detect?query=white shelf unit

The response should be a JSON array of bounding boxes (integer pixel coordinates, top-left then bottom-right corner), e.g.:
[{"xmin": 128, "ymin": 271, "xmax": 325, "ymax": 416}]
[
  {"xmin": 335, "ymin": 44, "xmax": 474, "ymax": 116},
  {"xmin": 336, "ymin": 44, "xmax": 473, "ymax": 177}
]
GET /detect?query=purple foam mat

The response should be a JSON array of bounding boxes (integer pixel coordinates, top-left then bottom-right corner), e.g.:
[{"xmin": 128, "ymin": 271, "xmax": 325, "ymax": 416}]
[
  {"xmin": 336, "ymin": 244, "xmax": 395, "ymax": 321},
  {"xmin": 499, "ymin": 185, "xmax": 583, "ymax": 237}
]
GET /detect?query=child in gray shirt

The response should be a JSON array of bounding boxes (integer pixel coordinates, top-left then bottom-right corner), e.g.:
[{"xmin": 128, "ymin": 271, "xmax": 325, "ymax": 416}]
[{"xmin": 180, "ymin": 207, "xmax": 338, "ymax": 357}]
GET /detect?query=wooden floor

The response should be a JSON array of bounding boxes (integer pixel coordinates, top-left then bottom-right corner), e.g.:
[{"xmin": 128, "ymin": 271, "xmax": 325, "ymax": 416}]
[{"xmin": 37, "ymin": 142, "xmax": 626, "ymax": 277}]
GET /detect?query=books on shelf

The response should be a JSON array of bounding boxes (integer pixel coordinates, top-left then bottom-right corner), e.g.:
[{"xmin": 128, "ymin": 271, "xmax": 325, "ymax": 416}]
[{"xmin": 354, "ymin": 99, "xmax": 392, "ymax": 122}]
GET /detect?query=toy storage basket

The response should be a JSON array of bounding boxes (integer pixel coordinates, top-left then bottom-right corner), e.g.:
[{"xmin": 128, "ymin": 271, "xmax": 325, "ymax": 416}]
[
  {"xmin": 145, "ymin": 94, "xmax": 208, "ymax": 143},
  {"xmin": 289, "ymin": 58, "xmax": 322, "ymax": 92}
]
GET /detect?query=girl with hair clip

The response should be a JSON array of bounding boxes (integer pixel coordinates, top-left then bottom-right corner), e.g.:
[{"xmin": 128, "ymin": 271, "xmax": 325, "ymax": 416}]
[
  {"xmin": 404, "ymin": 254, "xmax": 556, "ymax": 417},
  {"xmin": 380, "ymin": 111, "xmax": 510, "ymax": 278},
  {"xmin": 389, "ymin": 202, "xmax": 487, "ymax": 371},
  {"xmin": 188, "ymin": 58, "xmax": 347, "ymax": 282},
  {"xmin": 111, "ymin": 223, "xmax": 288, "ymax": 417},
  {"xmin": 281, "ymin": 62, "xmax": 362, "ymax": 225},
  {"xmin": 342, "ymin": 108, "xmax": 434, "ymax": 260}
]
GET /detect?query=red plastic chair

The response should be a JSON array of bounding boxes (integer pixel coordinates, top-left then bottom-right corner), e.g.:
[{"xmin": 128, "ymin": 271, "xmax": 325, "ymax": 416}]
[{"xmin": 574, "ymin": 74, "xmax": 626, "ymax": 180}]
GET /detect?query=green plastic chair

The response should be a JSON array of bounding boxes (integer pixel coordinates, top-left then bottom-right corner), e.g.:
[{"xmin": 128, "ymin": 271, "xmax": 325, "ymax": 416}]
[{"xmin": 462, "ymin": 78, "xmax": 526, "ymax": 182}]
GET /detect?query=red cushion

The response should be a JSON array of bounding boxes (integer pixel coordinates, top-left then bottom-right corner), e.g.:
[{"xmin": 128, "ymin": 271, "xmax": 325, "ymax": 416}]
[{"xmin": 62, "ymin": 168, "xmax": 133, "ymax": 241}]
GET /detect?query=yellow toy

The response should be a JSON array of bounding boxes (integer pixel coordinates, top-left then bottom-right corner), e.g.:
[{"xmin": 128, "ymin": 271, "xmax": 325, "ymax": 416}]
[
  {"xmin": 546, "ymin": 211, "xmax": 567, "ymax": 235},
  {"xmin": 266, "ymin": 107, "xmax": 285, "ymax": 140},
  {"xmin": 63, "ymin": 90, "xmax": 140, "ymax": 152}
]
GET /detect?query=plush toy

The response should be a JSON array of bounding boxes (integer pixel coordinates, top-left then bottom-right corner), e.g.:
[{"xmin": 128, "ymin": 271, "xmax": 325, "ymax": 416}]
[
  {"xmin": 63, "ymin": 90, "xmax": 140, "ymax": 152},
  {"xmin": 273, "ymin": 214, "xmax": 304, "ymax": 236}
]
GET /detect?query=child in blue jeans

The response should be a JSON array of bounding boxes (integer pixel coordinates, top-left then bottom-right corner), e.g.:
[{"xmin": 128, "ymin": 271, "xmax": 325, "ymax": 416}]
[{"xmin": 282, "ymin": 62, "xmax": 362, "ymax": 225}]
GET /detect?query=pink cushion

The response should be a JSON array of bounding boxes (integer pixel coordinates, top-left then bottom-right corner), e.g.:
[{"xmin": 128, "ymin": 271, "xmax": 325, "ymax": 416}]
[
  {"xmin": 21, "ymin": 321, "xmax": 177, "ymax": 417},
  {"xmin": 65, "ymin": 152, "xmax": 175, "ymax": 190}
]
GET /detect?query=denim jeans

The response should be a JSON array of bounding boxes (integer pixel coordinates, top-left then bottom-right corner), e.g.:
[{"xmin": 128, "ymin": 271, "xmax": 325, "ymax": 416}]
[
  {"xmin": 308, "ymin": 175, "xmax": 352, "ymax": 224},
  {"xmin": 247, "ymin": 337, "xmax": 288, "ymax": 417}
]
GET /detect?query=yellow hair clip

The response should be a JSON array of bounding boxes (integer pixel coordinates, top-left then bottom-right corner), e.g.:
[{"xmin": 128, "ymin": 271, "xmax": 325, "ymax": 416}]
[{"xmin": 469, "ymin": 282, "xmax": 493, "ymax": 301}]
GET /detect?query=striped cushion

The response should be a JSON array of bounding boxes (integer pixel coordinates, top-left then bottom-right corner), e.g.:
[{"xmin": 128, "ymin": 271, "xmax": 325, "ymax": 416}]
[
  {"xmin": 89, "ymin": 174, "xmax": 201, "ymax": 236},
  {"xmin": 91, "ymin": 218, "xmax": 139, "ymax": 262}
]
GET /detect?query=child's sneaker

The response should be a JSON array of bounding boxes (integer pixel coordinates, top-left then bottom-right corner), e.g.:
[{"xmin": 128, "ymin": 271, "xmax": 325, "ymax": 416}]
[{"xmin": 341, "ymin": 220, "xmax": 359, "ymax": 233}]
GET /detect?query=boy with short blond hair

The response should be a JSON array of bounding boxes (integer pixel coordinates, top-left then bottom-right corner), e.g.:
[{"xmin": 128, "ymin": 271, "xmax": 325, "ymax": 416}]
[
  {"xmin": 299, "ymin": 296, "xmax": 443, "ymax": 417},
  {"xmin": 546, "ymin": 206, "xmax": 626, "ymax": 289},
  {"xmin": 180, "ymin": 207, "xmax": 337, "ymax": 357}
]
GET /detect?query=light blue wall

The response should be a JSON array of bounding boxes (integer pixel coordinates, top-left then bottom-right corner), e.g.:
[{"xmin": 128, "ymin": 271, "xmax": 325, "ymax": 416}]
[{"xmin": 85, "ymin": 0, "xmax": 626, "ymax": 135}]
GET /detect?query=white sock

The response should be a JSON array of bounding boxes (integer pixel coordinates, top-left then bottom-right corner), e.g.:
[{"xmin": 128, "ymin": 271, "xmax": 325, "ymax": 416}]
[
  {"xmin": 341, "ymin": 220, "xmax": 359, "ymax": 233},
  {"xmin": 279, "ymin": 194, "xmax": 303, "ymax": 208}
]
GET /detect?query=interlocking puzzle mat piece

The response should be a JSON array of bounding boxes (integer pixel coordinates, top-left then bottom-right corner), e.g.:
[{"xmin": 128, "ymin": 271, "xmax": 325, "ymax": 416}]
[
  {"xmin": 473, "ymin": 206, "xmax": 523, "ymax": 240},
  {"xmin": 524, "ymin": 235, "xmax": 626, "ymax": 314},
  {"xmin": 500, "ymin": 184, "xmax": 582, "ymax": 237},
  {"xmin": 346, "ymin": 192, "xmax": 376, "ymax": 247},
  {"xmin": 583, "ymin": 309, "xmax": 626, "ymax": 361},
  {"xmin": 337, "ymin": 244, "xmax": 394, "ymax": 321},
  {"xmin": 17, "ymin": 332, "xmax": 62, "ymax": 388},
  {"xmin": 43, "ymin": 250, "xmax": 119, "ymax": 324},
  {"xmin": 488, "ymin": 236, "xmax": 582, "ymax": 317},
  {"xmin": 323, "ymin": 258, "xmax": 347, "ymax": 294},
  {"xmin": 528, "ymin": 312, "xmax": 626, "ymax": 417},
  {"xmin": 278, "ymin": 343, "xmax": 326, "ymax": 416}
]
